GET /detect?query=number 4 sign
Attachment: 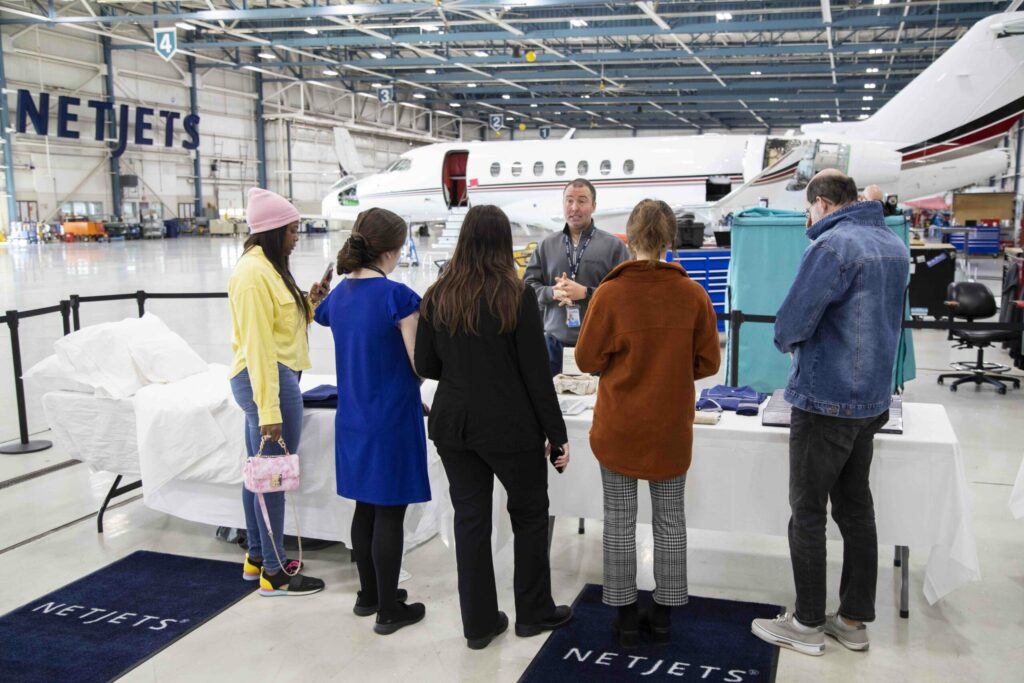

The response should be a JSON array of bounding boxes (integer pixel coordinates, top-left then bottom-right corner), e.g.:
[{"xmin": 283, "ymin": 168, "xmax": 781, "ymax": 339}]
[{"xmin": 154, "ymin": 27, "xmax": 178, "ymax": 61}]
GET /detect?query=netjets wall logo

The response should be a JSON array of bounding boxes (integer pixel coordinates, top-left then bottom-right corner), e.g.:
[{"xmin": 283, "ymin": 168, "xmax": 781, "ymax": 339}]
[
  {"xmin": 31, "ymin": 602, "xmax": 189, "ymax": 631},
  {"xmin": 563, "ymin": 648, "xmax": 760, "ymax": 680}
]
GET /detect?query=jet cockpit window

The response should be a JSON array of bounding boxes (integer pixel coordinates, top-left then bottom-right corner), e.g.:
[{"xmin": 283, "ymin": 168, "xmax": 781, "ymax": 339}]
[
  {"xmin": 384, "ymin": 158, "xmax": 412, "ymax": 172},
  {"xmin": 599, "ymin": 160, "xmax": 611, "ymax": 175},
  {"xmin": 511, "ymin": 162, "xmax": 523, "ymax": 177},
  {"xmin": 623, "ymin": 159, "xmax": 635, "ymax": 175},
  {"xmin": 533, "ymin": 162, "xmax": 544, "ymax": 176},
  {"xmin": 555, "ymin": 161, "xmax": 567, "ymax": 176},
  {"xmin": 490, "ymin": 162, "xmax": 501, "ymax": 177},
  {"xmin": 763, "ymin": 138, "xmax": 801, "ymax": 169},
  {"xmin": 578, "ymin": 160, "xmax": 589, "ymax": 175}
]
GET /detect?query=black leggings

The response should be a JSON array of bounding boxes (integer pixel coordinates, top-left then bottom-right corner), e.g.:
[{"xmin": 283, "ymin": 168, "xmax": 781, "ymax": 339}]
[{"xmin": 351, "ymin": 501, "xmax": 408, "ymax": 619}]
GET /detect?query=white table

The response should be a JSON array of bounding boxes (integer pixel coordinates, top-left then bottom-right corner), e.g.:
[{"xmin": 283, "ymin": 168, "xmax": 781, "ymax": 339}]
[
  {"xmin": 531, "ymin": 396, "xmax": 980, "ymax": 614},
  {"xmin": 1011, "ymin": 457, "xmax": 1024, "ymax": 520}
]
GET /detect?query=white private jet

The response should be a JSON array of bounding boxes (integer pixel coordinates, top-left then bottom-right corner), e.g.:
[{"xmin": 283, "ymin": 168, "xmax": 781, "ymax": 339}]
[{"xmin": 322, "ymin": 12, "xmax": 1024, "ymax": 233}]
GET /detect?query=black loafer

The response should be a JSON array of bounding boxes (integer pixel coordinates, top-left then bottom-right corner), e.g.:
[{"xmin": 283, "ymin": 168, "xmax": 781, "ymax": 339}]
[
  {"xmin": 373, "ymin": 602, "xmax": 426, "ymax": 635},
  {"xmin": 515, "ymin": 605, "xmax": 573, "ymax": 637},
  {"xmin": 467, "ymin": 611, "xmax": 509, "ymax": 650},
  {"xmin": 353, "ymin": 589, "xmax": 409, "ymax": 617}
]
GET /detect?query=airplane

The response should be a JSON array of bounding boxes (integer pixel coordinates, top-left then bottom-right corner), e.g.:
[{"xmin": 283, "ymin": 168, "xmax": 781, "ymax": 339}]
[{"xmin": 321, "ymin": 12, "xmax": 1024, "ymax": 234}]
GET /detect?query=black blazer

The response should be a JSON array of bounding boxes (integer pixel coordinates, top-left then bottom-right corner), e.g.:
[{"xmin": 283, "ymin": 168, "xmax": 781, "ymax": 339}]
[{"xmin": 415, "ymin": 287, "xmax": 568, "ymax": 453}]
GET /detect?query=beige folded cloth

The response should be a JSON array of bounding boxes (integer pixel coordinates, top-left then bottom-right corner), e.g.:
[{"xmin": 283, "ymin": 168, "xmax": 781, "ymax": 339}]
[
  {"xmin": 553, "ymin": 373, "xmax": 598, "ymax": 395},
  {"xmin": 694, "ymin": 411, "xmax": 722, "ymax": 425}
]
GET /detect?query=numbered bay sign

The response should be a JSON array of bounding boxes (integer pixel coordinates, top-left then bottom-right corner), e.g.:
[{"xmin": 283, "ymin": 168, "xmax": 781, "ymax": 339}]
[
  {"xmin": 377, "ymin": 86, "xmax": 394, "ymax": 105},
  {"xmin": 539, "ymin": 126, "xmax": 551, "ymax": 140},
  {"xmin": 489, "ymin": 114, "xmax": 503, "ymax": 132},
  {"xmin": 154, "ymin": 27, "xmax": 178, "ymax": 62}
]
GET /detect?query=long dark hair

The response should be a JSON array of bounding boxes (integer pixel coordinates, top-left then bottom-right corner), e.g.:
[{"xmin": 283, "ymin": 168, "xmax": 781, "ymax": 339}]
[
  {"xmin": 337, "ymin": 208, "xmax": 408, "ymax": 274},
  {"xmin": 421, "ymin": 205, "xmax": 523, "ymax": 335},
  {"xmin": 243, "ymin": 223, "xmax": 311, "ymax": 324}
]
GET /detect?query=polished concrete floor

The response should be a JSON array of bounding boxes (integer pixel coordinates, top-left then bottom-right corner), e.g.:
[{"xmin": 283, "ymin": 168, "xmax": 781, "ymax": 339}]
[{"xmin": 0, "ymin": 233, "xmax": 1022, "ymax": 682}]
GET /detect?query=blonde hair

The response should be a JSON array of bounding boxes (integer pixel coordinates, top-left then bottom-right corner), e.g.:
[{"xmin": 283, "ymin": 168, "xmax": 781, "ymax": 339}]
[{"xmin": 626, "ymin": 199, "xmax": 675, "ymax": 264}]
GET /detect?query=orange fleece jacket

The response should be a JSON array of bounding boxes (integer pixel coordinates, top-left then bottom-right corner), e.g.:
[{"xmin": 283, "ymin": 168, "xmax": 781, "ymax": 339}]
[{"xmin": 575, "ymin": 260, "xmax": 721, "ymax": 480}]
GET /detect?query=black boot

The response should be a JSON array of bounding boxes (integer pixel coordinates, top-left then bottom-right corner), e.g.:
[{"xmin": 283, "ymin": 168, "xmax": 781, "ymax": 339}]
[
  {"xmin": 649, "ymin": 601, "xmax": 671, "ymax": 644},
  {"xmin": 613, "ymin": 603, "xmax": 640, "ymax": 649},
  {"xmin": 373, "ymin": 601, "xmax": 426, "ymax": 635}
]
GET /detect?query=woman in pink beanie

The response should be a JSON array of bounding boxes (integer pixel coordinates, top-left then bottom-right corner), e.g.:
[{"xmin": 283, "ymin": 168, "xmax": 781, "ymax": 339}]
[{"xmin": 227, "ymin": 187, "xmax": 326, "ymax": 597}]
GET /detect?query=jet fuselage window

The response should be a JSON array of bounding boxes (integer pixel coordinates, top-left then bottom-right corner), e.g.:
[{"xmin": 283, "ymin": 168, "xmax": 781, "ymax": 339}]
[
  {"xmin": 533, "ymin": 162, "xmax": 544, "ymax": 176},
  {"xmin": 555, "ymin": 161, "xmax": 567, "ymax": 176},
  {"xmin": 600, "ymin": 160, "xmax": 611, "ymax": 175},
  {"xmin": 623, "ymin": 159, "xmax": 635, "ymax": 175},
  {"xmin": 490, "ymin": 162, "xmax": 501, "ymax": 177},
  {"xmin": 511, "ymin": 162, "xmax": 523, "ymax": 177},
  {"xmin": 578, "ymin": 161, "xmax": 589, "ymax": 175}
]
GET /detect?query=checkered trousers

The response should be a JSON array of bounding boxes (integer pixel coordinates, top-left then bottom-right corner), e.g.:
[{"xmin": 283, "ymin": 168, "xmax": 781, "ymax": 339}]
[{"xmin": 600, "ymin": 464, "xmax": 688, "ymax": 607}]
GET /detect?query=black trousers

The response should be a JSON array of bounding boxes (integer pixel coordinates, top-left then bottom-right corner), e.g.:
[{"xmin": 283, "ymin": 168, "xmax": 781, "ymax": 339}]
[
  {"xmin": 438, "ymin": 445, "xmax": 556, "ymax": 639},
  {"xmin": 788, "ymin": 407, "xmax": 889, "ymax": 627}
]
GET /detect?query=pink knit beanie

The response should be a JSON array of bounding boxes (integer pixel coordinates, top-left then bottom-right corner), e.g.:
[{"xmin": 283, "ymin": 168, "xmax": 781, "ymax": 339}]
[{"xmin": 246, "ymin": 187, "xmax": 300, "ymax": 234}]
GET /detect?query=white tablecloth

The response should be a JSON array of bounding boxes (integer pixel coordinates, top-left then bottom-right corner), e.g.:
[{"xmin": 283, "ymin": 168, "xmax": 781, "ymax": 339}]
[
  {"xmin": 1011, "ymin": 457, "xmax": 1024, "ymax": 520},
  {"xmin": 539, "ymin": 396, "xmax": 979, "ymax": 605}
]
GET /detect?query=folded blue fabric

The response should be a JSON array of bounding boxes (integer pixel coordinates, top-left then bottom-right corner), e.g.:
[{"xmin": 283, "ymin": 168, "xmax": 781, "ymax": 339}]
[
  {"xmin": 696, "ymin": 385, "xmax": 769, "ymax": 416},
  {"xmin": 302, "ymin": 384, "xmax": 337, "ymax": 408}
]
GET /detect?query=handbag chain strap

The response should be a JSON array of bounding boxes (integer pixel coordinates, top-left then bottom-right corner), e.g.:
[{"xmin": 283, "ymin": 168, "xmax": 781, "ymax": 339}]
[{"xmin": 254, "ymin": 435, "xmax": 302, "ymax": 578}]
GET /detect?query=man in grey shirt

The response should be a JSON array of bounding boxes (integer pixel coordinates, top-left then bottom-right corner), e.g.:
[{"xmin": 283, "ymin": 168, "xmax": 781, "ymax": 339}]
[{"xmin": 524, "ymin": 178, "xmax": 631, "ymax": 376}]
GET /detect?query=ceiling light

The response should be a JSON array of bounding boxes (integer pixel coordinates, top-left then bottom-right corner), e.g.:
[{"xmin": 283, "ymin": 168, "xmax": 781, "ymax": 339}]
[
  {"xmin": 450, "ymin": 102, "xmax": 461, "ymax": 108},
  {"xmin": 370, "ymin": 51, "xmax": 387, "ymax": 60},
  {"xmin": 322, "ymin": 69, "xmax": 338, "ymax": 76},
  {"xmin": 750, "ymin": 71, "xmax": 762, "ymax": 76},
  {"xmin": 820, "ymin": 114, "xmax": 830, "ymax": 119},
  {"xmin": 258, "ymin": 52, "xmax": 276, "ymax": 59},
  {"xmin": 570, "ymin": 19, "xmax": 588, "ymax": 28},
  {"xmin": 581, "ymin": 94, "xmax": 590, "ymax": 99},
  {"xmin": 371, "ymin": 83, "xmax": 383, "ymax": 88},
  {"xmin": 716, "ymin": 12, "xmax": 733, "ymax": 21},
  {"xmin": 868, "ymin": 48, "xmax": 884, "ymax": 54},
  {"xmin": 505, "ymin": 116, "xmax": 514, "ymax": 121},
  {"xmin": 175, "ymin": 22, "xmax": 197, "ymax": 31},
  {"xmin": 873, "ymin": 0, "xmax": 891, "ymax": 5},
  {"xmin": 864, "ymin": 83, "xmax": 877, "ymax": 89},
  {"xmin": 865, "ymin": 67, "xmax": 879, "ymax": 73},
  {"xmin": 304, "ymin": 27, "xmax": 318, "ymax": 35},
  {"xmin": 472, "ymin": 51, "xmax": 488, "ymax": 58},
  {"xmin": 769, "ymin": 97, "xmax": 780, "ymax": 102},
  {"xmin": 413, "ymin": 93, "xmax": 427, "ymax": 99},
  {"xmin": 425, "ymin": 68, "xmax": 437, "ymax": 75},
  {"xmin": 858, "ymin": 114, "xmax": 870, "ymax": 119},
  {"xmin": 530, "ymin": 103, "xmax": 538, "ymax": 108},
  {"xmin": 863, "ymin": 95, "xmax": 874, "ymax": 100},
  {"xmin": 862, "ymin": 106, "xmax": 872, "ymax": 110},
  {"xmin": 466, "ymin": 83, "xmax": 477, "ymax": 88},
  {"xmin": 420, "ymin": 24, "xmax": 439, "ymax": 32},
  {"xmin": 501, "ymin": 94, "xmax": 511, "ymax": 100}
]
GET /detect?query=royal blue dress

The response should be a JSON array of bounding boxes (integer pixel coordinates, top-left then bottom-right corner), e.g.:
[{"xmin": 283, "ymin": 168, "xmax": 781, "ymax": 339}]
[{"xmin": 314, "ymin": 277, "xmax": 431, "ymax": 506}]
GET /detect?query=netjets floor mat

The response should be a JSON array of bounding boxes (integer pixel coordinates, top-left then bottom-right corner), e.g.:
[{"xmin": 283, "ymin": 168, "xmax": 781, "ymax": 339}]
[
  {"xmin": 519, "ymin": 584, "xmax": 781, "ymax": 683},
  {"xmin": 0, "ymin": 550, "xmax": 256, "ymax": 682}
]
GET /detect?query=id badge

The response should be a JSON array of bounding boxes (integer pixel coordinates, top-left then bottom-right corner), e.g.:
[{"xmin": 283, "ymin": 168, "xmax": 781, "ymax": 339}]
[{"xmin": 565, "ymin": 305, "xmax": 581, "ymax": 328}]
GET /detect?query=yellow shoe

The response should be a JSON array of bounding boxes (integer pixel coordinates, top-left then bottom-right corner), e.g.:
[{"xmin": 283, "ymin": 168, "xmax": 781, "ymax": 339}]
[{"xmin": 242, "ymin": 554, "xmax": 262, "ymax": 581}]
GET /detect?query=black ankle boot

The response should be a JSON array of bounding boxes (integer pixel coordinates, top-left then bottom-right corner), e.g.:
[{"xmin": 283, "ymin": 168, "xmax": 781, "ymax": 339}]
[
  {"xmin": 649, "ymin": 601, "xmax": 671, "ymax": 644},
  {"xmin": 373, "ymin": 601, "xmax": 426, "ymax": 635},
  {"xmin": 614, "ymin": 603, "xmax": 640, "ymax": 649}
]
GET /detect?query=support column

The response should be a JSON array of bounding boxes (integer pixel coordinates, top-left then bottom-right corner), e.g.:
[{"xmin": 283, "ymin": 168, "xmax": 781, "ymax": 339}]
[
  {"xmin": 188, "ymin": 56, "xmax": 202, "ymax": 218},
  {"xmin": 0, "ymin": 47, "xmax": 16, "ymax": 228},
  {"xmin": 1014, "ymin": 117, "xmax": 1023, "ymax": 246},
  {"xmin": 102, "ymin": 35, "xmax": 122, "ymax": 218},
  {"xmin": 285, "ymin": 119, "xmax": 293, "ymax": 201},
  {"xmin": 254, "ymin": 71, "xmax": 268, "ymax": 189}
]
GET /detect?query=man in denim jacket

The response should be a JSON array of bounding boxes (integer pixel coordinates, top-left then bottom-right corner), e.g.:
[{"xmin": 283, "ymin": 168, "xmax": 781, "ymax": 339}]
[{"xmin": 752, "ymin": 170, "xmax": 909, "ymax": 657}]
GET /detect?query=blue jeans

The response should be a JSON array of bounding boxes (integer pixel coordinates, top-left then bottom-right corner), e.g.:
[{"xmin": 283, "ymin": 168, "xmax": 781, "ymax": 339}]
[
  {"xmin": 229, "ymin": 364, "xmax": 304, "ymax": 572},
  {"xmin": 545, "ymin": 335, "xmax": 567, "ymax": 377}
]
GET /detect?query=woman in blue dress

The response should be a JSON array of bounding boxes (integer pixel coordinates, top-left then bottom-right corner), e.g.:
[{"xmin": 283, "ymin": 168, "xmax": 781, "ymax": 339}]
[{"xmin": 314, "ymin": 208, "xmax": 429, "ymax": 635}]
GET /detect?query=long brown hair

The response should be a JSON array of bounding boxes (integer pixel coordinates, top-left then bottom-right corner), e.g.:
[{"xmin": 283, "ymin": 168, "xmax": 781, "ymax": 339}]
[
  {"xmin": 243, "ymin": 223, "xmax": 311, "ymax": 324},
  {"xmin": 337, "ymin": 208, "xmax": 408, "ymax": 274},
  {"xmin": 421, "ymin": 205, "xmax": 523, "ymax": 335},
  {"xmin": 626, "ymin": 199, "xmax": 675, "ymax": 266}
]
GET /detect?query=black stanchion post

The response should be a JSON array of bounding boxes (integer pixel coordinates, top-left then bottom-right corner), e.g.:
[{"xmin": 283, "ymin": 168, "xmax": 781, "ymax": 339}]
[
  {"xmin": 70, "ymin": 295, "xmax": 81, "ymax": 331},
  {"xmin": 0, "ymin": 310, "xmax": 53, "ymax": 455},
  {"xmin": 729, "ymin": 309, "xmax": 743, "ymax": 387},
  {"xmin": 135, "ymin": 290, "xmax": 146, "ymax": 317},
  {"xmin": 59, "ymin": 300, "xmax": 71, "ymax": 336}
]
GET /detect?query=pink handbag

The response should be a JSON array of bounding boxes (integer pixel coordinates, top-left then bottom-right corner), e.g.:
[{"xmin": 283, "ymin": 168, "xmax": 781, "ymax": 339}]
[{"xmin": 244, "ymin": 436, "xmax": 303, "ymax": 577}]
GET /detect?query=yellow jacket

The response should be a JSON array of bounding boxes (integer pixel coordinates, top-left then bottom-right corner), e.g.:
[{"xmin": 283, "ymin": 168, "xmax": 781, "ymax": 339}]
[{"xmin": 229, "ymin": 246, "xmax": 312, "ymax": 425}]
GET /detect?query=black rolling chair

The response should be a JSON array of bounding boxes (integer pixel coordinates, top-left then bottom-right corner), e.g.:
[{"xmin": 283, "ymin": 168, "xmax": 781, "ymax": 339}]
[{"xmin": 937, "ymin": 281, "xmax": 1021, "ymax": 395}]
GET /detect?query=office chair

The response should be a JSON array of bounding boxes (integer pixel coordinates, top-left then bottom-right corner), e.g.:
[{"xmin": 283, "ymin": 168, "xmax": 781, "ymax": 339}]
[{"xmin": 937, "ymin": 281, "xmax": 1021, "ymax": 394}]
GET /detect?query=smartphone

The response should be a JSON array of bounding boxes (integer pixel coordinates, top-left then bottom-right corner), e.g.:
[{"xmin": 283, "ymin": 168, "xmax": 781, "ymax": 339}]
[
  {"xmin": 549, "ymin": 445, "xmax": 565, "ymax": 474},
  {"xmin": 322, "ymin": 262, "xmax": 335, "ymax": 285}
]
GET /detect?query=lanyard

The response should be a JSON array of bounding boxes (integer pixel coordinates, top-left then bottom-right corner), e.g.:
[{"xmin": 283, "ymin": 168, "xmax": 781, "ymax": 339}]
[
  {"xmin": 364, "ymin": 264, "xmax": 387, "ymax": 278},
  {"xmin": 563, "ymin": 227, "xmax": 594, "ymax": 281}
]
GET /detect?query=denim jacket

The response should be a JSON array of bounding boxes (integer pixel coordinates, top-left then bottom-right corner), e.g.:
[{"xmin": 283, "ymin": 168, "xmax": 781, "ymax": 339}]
[{"xmin": 774, "ymin": 201, "xmax": 909, "ymax": 419}]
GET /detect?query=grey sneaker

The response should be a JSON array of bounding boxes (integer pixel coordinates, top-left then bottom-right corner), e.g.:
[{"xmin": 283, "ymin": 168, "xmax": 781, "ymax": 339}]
[
  {"xmin": 751, "ymin": 612, "xmax": 825, "ymax": 656},
  {"xmin": 824, "ymin": 613, "xmax": 869, "ymax": 651}
]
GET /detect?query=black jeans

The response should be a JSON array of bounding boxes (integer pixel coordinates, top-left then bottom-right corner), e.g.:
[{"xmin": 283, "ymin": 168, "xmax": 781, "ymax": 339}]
[
  {"xmin": 438, "ymin": 445, "xmax": 556, "ymax": 639},
  {"xmin": 788, "ymin": 407, "xmax": 889, "ymax": 627}
]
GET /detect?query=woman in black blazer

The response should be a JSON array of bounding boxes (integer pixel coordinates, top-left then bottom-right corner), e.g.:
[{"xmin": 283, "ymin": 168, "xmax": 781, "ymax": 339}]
[{"xmin": 415, "ymin": 205, "xmax": 573, "ymax": 650}]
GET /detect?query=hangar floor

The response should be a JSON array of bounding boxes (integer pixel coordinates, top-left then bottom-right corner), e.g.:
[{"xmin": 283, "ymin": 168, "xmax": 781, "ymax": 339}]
[{"xmin": 0, "ymin": 231, "xmax": 1021, "ymax": 682}]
